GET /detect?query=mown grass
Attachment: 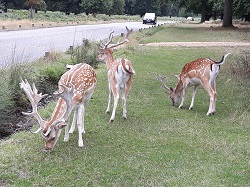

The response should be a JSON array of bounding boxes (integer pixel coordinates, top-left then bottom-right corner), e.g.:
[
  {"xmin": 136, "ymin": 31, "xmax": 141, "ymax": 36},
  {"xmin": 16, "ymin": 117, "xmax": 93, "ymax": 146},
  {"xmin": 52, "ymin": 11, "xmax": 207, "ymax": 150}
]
[
  {"xmin": 137, "ymin": 23, "xmax": 250, "ymax": 43},
  {"xmin": 0, "ymin": 25, "xmax": 249, "ymax": 186}
]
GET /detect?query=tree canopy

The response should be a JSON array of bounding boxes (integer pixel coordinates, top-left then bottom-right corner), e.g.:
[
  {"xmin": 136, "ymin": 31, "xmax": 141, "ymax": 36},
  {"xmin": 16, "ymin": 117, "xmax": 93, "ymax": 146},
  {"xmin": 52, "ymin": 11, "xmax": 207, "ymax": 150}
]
[{"xmin": 1, "ymin": 0, "xmax": 249, "ymax": 23}]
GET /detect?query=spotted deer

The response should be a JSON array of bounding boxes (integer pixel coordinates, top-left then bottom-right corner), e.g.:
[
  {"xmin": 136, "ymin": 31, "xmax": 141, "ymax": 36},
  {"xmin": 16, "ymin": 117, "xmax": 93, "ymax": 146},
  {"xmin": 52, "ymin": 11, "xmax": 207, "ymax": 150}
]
[
  {"xmin": 157, "ymin": 53, "xmax": 230, "ymax": 115},
  {"xmin": 20, "ymin": 63, "xmax": 97, "ymax": 151},
  {"xmin": 97, "ymin": 27, "xmax": 135, "ymax": 122}
]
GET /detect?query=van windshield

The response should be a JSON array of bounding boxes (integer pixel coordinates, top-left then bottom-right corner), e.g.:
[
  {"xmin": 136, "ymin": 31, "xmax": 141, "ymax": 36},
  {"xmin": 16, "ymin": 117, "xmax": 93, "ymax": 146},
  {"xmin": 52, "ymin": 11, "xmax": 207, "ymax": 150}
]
[{"xmin": 144, "ymin": 13, "xmax": 155, "ymax": 19}]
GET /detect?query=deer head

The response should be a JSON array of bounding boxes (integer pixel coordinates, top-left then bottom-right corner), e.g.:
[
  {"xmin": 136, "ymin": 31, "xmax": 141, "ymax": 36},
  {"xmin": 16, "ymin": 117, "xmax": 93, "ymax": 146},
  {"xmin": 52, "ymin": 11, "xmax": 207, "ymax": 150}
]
[{"xmin": 156, "ymin": 75, "xmax": 179, "ymax": 106}]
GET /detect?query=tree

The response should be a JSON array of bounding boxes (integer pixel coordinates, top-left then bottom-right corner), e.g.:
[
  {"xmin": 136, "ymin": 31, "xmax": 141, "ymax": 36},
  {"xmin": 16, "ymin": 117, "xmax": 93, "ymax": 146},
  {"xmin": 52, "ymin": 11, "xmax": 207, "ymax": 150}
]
[
  {"xmin": 24, "ymin": 0, "xmax": 45, "ymax": 18},
  {"xmin": 111, "ymin": 0, "xmax": 125, "ymax": 15},
  {"xmin": 222, "ymin": 0, "xmax": 233, "ymax": 27},
  {"xmin": 125, "ymin": 0, "xmax": 136, "ymax": 14},
  {"xmin": 80, "ymin": 0, "xmax": 113, "ymax": 15},
  {"xmin": 234, "ymin": 0, "xmax": 250, "ymax": 21},
  {"xmin": 0, "ymin": 1, "xmax": 5, "ymax": 10},
  {"xmin": 134, "ymin": 0, "xmax": 161, "ymax": 17},
  {"xmin": 179, "ymin": 0, "xmax": 213, "ymax": 22}
]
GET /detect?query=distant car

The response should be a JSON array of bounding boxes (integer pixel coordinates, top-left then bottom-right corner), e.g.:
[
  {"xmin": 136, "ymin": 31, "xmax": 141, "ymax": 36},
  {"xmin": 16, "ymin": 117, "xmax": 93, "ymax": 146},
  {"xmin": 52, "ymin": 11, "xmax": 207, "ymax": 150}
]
[
  {"xmin": 143, "ymin": 13, "xmax": 157, "ymax": 25},
  {"xmin": 187, "ymin": 17, "xmax": 194, "ymax": 21}
]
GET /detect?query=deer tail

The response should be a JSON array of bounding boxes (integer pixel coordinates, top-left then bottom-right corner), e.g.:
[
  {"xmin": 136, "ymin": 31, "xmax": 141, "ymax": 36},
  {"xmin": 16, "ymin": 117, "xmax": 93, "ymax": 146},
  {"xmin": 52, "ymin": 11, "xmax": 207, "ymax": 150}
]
[
  {"xmin": 121, "ymin": 58, "xmax": 135, "ymax": 75},
  {"xmin": 215, "ymin": 53, "xmax": 231, "ymax": 65}
]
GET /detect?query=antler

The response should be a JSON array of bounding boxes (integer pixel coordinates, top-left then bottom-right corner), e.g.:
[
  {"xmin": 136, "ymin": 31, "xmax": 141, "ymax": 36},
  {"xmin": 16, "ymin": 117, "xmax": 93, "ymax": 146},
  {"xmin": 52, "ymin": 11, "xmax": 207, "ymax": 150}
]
[
  {"xmin": 100, "ymin": 26, "xmax": 133, "ymax": 49},
  {"xmin": 100, "ymin": 30, "xmax": 115, "ymax": 49},
  {"xmin": 20, "ymin": 78, "xmax": 48, "ymax": 133},
  {"xmin": 156, "ymin": 75, "xmax": 171, "ymax": 93},
  {"xmin": 43, "ymin": 83, "xmax": 75, "ymax": 136}
]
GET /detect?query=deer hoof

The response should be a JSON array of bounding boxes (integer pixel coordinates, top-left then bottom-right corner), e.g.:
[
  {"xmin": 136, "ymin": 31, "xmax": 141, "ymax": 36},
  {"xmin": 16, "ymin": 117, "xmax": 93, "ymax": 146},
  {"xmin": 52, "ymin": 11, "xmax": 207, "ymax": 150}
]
[
  {"xmin": 78, "ymin": 142, "xmax": 84, "ymax": 147},
  {"xmin": 64, "ymin": 138, "xmax": 69, "ymax": 142},
  {"xmin": 109, "ymin": 119, "xmax": 114, "ymax": 123}
]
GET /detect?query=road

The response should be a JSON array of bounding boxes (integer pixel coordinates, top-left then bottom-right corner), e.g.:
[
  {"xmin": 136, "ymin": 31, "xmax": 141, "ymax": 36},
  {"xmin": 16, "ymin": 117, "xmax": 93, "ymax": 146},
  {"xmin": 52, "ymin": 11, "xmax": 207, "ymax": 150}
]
[{"xmin": 0, "ymin": 21, "xmax": 169, "ymax": 67}]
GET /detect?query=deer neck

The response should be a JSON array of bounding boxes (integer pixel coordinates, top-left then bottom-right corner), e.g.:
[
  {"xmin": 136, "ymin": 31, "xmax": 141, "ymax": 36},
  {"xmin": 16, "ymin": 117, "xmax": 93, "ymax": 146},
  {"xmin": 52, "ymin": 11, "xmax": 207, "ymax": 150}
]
[
  {"xmin": 175, "ymin": 80, "xmax": 184, "ymax": 96},
  {"xmin": 47, "ymin": 97, "xmax": 67, "ymax": 126},
  {"xmin": 103, "ymin": 51, "xmax": 116, "ymax": 70}
]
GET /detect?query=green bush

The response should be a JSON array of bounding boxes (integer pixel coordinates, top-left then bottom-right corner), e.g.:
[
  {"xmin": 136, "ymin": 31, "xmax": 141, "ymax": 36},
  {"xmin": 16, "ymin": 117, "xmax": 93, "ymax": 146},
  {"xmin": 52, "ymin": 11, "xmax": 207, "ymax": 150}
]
[{"xmin": 70, "ymin": 39, "xmax": 100, "ymax": 68}]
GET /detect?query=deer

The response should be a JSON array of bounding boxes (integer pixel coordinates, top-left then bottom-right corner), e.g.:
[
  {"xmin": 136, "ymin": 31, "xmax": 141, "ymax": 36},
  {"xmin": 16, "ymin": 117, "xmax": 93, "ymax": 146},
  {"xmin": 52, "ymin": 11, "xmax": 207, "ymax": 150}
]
[
  {"xmin": 157, "ymin": 53, "xmax": 231, "ymax": 115},
  {"xmin": 20, "ymin": 63, "xmax": 97, "ymax": 151},
  {"xmin": 97, "ymin": 26, "xmax": 135, "ymax": 122}
]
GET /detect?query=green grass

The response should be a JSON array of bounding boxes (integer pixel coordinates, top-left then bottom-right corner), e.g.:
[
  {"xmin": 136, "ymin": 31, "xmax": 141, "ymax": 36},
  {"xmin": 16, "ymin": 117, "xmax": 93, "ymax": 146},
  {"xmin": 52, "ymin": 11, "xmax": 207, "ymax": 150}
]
[
  {"xmin": 137, "ymin": 24, "xmax": 250, "ymax": 43},
  {"xmin": 0, "ymin": 25, "xmax": 250, "ymax": 186}
]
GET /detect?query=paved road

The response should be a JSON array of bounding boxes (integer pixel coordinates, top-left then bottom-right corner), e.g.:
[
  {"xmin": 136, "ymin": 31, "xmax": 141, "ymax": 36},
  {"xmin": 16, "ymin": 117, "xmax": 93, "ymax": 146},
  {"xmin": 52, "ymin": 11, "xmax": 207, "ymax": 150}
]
[{"xmin": 0, "ymin": 21, "xmax": 169, "ymax": 67}]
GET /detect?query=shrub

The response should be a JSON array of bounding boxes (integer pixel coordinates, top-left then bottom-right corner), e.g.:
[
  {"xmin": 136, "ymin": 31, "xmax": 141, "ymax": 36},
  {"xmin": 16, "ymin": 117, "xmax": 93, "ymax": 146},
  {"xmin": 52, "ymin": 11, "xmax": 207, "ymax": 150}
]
[
  {"xmin": 38, "ymin": 65, "xmax": 65, "ymax": 94},
  {"xmin": 70, "ymin": 39, "xmax": 100, "ymax": 68}
]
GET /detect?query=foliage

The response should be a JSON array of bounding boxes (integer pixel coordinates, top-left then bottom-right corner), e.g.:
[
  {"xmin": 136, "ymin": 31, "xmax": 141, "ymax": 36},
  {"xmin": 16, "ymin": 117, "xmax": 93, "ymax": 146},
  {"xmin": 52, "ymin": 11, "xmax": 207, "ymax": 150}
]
[
  {"xmin": 24, "ymin": 0, "xmax": 45, "ymax": 8},
  {"xmin": 80, "ymin": 0, "xmax": 113, "ymax": 15},
  {"xmin": 111, "ymin": 0, "xmax": 125, "ymax": 15},
  {"xmin": 69, "ymin": 39, "xmax": 100, "ymax": 68},
  {"xmin": 1, "ymin": 0, "xmax": 250, "ymax": 20},
  {"xmin": 0, "ymin": 1, "xmax": 5, "ymax": 10}
]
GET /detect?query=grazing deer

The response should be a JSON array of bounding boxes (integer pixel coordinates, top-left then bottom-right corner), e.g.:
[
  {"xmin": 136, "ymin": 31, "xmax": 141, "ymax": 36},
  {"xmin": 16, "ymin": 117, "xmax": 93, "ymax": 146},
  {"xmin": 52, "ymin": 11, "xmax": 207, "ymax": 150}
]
[
  {"xmin": 20, "ymin": 63, "xmax": 97, "ymax": 151},
  {"xmin": 97, "ymin": 27, "xmax": 135, "ymax": 122},
  {"xmin": 157, "ymin": 53, "xmax": 230, "ymax": 115}
]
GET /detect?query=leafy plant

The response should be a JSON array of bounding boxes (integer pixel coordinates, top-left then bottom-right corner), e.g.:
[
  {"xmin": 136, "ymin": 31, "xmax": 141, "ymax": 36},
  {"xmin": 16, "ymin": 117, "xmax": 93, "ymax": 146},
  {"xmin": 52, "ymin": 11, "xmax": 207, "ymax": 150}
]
[{"xmin": 70, "ymin": 38, "xmax": 100, "ymax": 68}]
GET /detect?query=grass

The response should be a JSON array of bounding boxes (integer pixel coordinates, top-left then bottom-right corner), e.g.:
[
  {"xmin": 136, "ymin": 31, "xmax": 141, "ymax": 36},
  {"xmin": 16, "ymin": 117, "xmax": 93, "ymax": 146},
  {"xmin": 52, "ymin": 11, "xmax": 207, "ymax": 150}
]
[
  {"xmin": 137, "ymin": 23, "xmax": 250, "ymax": 43},
  {"xmin": 0, "ymin": 24, "xmax": 250, "ymax": 186}
]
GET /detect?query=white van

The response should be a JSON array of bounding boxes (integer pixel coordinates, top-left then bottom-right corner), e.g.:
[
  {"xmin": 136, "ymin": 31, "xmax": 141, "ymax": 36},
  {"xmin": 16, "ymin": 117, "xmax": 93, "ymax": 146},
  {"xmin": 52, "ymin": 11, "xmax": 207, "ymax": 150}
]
[{"xmin": 143, "ymin": 13, "xmax": 157, "ymax": 25}]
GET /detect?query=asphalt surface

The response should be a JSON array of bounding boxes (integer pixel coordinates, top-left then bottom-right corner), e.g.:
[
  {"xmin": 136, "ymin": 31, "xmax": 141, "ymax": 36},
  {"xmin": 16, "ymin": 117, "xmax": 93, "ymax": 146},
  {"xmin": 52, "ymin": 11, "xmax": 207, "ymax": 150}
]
[{"xmin": 0, "ymin": 21, "xmax": 169, "ymax": 67}]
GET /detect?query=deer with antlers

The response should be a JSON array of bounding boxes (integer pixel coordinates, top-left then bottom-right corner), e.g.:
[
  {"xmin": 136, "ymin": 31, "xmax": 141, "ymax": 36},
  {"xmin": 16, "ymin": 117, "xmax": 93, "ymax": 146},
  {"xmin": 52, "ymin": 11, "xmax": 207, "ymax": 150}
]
[
  {"xmin": 97, "ymin": 26, "xmax": 135, "ymax": 122},
  {"xmin": 157, "ymin": 53, "xmax": 230, "ymax": 115},
  {"xmin": 20, "ymin": 63, "xmax": 97, "ymax": 151}
]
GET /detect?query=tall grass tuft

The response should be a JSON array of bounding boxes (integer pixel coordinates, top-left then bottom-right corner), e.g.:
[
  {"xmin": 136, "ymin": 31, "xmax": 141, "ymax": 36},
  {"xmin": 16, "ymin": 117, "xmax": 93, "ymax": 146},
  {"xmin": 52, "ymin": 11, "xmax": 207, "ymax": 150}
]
[
  {"xmin": 70, "ymin": 39, "xmax": 100, "ymax": 68},
  {"xmin": 230, "ymin": 50, "xmax": 250, "ymax": 79}
]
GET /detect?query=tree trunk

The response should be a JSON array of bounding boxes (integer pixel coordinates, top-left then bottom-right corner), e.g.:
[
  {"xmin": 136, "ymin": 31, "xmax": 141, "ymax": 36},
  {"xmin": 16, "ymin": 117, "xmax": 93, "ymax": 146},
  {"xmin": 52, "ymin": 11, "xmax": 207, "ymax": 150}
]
[
  {"xmin": 200, "ymin": 2, "xmax": 206, "ymax": 23},
  {"xmin": 29, "ymin": 6, "xmax": 35, "ymax": 19},
  {"xmin": 222, "ymin": 0, "xmax": 233, "ymax": 27}
]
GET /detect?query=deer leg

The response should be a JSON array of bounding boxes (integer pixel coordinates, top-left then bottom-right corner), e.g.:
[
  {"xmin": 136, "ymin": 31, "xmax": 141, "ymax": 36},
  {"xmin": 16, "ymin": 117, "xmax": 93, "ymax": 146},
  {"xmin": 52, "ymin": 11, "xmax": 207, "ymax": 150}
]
[
  {"xmin": 69, "ymin": 110, "xmax": 77, "ymax": 133},
  {"xmin": 211, "ymin": 81, "xmax": 217, "ymax": 114},
  {"xmin": 179, "ymin": 87, "xmax": 187, "ymax": 109},
  {"xmin": 110, "ymin": 88, "xmax": 119, "ymax": 122},
  {"xmin": 63, "ymin": 121, "xmax": 70, "ymax": 142},
  {"xmin": 122, "ymin": 89, "xmax": 128, "ymax": 119},
  {"xmin": 77, "ymin": 105, "xmax": 84, "ymax": 147},
  {"xmin": 202, "ymin": 83, "xmax": 215, "ymax": 116},
  {"xmin": 122, "ymin": 79, "xmax": 132, "ymax": 119},
  {"xmin": 189, "ymin": 85, "xmax": 199, "ymax": 110},
  {"xmin": 106, "ymin": 84, "xmax": 112, "ymax": 114}
]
